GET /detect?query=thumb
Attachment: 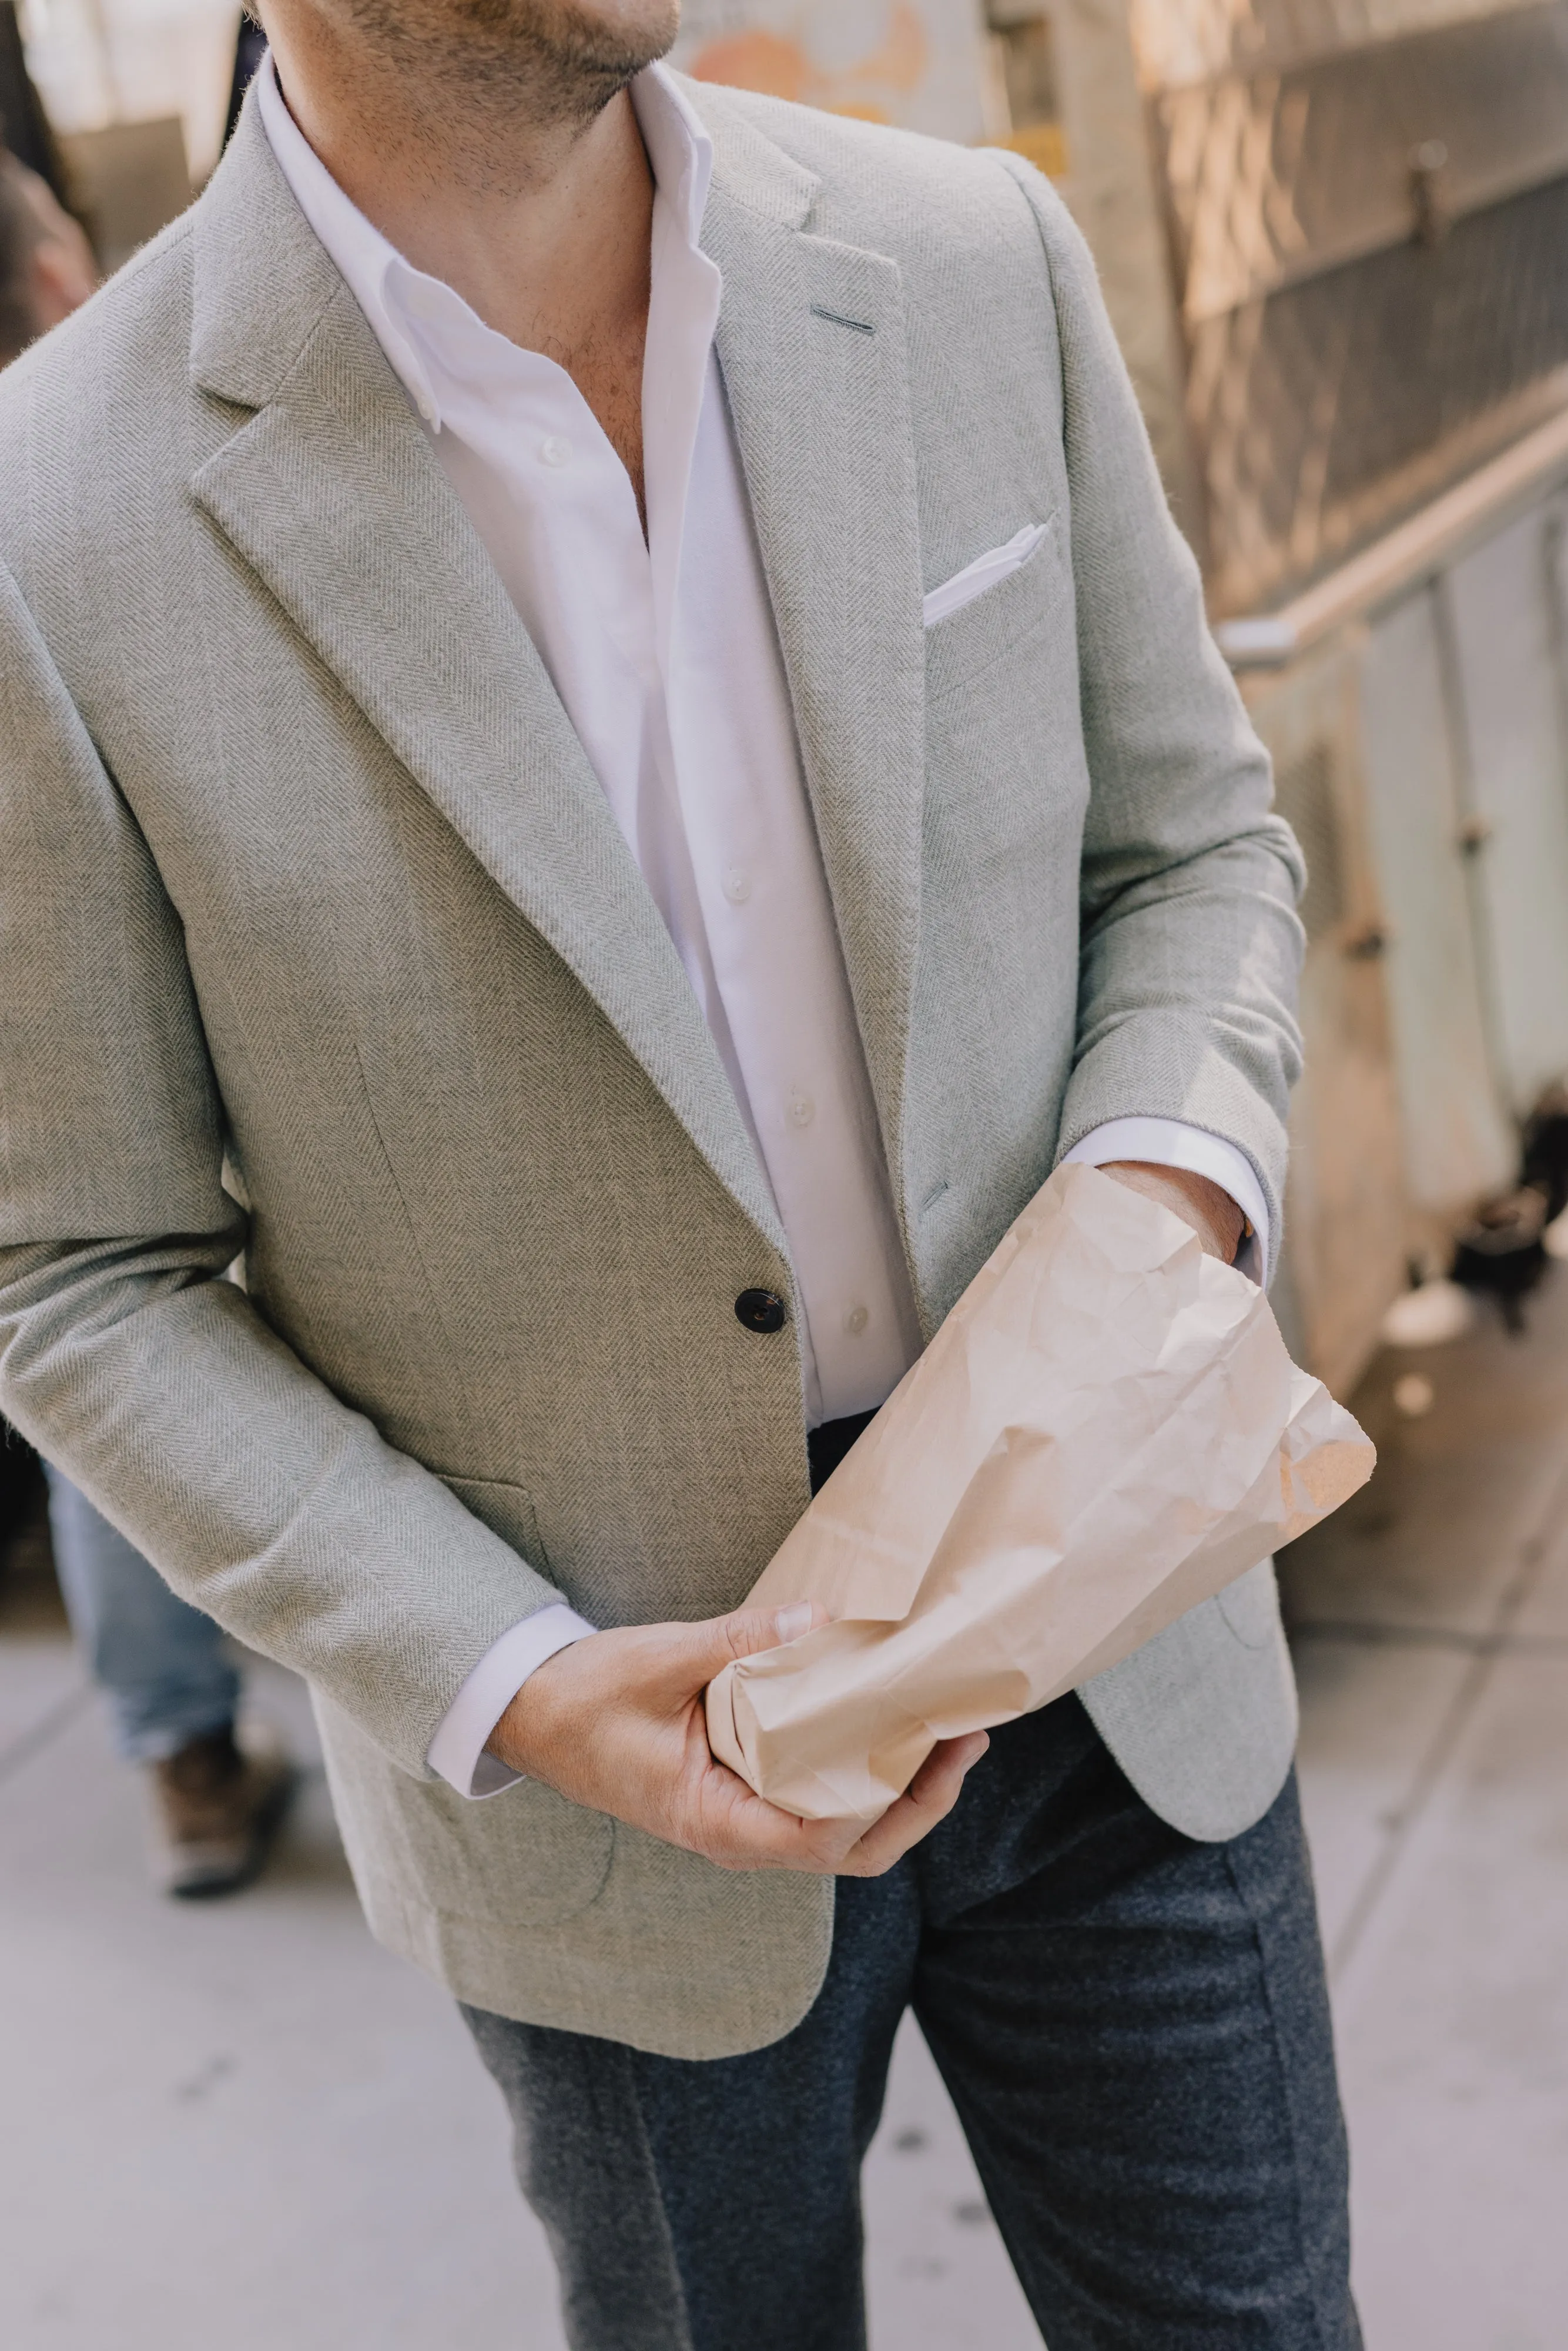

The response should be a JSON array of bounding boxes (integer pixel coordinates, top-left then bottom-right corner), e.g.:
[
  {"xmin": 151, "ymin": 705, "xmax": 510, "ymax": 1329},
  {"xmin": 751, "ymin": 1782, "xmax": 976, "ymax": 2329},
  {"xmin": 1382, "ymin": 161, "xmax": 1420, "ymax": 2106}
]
[{"xmin": 682, "ymin": 1598, "xmax": 825, "ymax": 1687}]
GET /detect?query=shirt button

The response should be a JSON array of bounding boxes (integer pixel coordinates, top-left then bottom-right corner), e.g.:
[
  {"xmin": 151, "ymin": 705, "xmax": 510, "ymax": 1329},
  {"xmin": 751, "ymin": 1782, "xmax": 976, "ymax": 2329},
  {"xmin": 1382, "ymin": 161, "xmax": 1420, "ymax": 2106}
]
[
  {"xmin": 540, "ymin": 435, "xmax": 573, "ymax": 468},
  {"xmin": 844, "ymin": 1304, "xmax": 870, "ymax": 1337},
  {"xmin": 722, "ymin": 866, "xmax": 752, "ymax": 905},
  {"xmin": 788, "ymin": 1091, "xmax": 815, "ymax": 1129},
  {"xmin": 735, "ymin": 1288, "xmax": 788, "ymax": 1335}
]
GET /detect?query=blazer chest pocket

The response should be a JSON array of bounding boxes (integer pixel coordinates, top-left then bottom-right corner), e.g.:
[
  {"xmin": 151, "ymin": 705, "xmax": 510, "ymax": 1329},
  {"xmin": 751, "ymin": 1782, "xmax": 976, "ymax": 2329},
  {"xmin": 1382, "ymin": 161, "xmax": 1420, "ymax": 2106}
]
[{"xmin": 924, "ymin": 518, "xmax": 1067, "ymax": 706}]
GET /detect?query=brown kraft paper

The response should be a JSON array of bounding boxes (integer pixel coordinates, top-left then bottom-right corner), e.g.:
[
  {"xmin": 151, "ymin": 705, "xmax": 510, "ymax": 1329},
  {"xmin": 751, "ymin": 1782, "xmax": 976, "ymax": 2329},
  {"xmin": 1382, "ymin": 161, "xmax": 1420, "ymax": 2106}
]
[{"xmin": 705, "ymin": 1163, "xmax": 1375, "ymax": 1823}]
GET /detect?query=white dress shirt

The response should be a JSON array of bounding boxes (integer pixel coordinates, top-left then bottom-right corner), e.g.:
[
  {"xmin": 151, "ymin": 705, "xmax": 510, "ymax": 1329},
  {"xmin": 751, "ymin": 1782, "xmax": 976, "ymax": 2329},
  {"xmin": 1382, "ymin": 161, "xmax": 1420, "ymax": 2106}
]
[{"xmin": 257, "ymin": 60, "xmax": 1269, "ymax": 1797}]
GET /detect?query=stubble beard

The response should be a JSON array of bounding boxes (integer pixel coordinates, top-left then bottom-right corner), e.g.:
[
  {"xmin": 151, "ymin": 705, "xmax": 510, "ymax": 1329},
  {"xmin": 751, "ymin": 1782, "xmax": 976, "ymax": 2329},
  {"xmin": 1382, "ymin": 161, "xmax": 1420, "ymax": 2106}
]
[{"xmin": 333, "ymin": 0, "xmax": 681, "ymax": 173}]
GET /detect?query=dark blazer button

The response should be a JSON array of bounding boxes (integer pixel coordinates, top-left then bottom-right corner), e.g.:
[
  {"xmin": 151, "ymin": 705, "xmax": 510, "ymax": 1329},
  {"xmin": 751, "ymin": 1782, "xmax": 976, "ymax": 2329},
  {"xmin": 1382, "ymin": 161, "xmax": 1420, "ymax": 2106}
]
[{"xmin": 735, "ymin": 1288, "xmax": 788, "ymax": 1334}]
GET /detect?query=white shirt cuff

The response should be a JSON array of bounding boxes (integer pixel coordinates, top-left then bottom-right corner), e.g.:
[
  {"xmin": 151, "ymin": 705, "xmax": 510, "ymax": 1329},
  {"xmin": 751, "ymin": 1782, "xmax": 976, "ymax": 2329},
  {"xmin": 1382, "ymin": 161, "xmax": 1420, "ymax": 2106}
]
[
  {"xmin": 427, "ymin": 1602, "xmax": 598, "ymax": 1799},
  {"xmin": 1062, "ymin": 1117, "xmax": 1270, "ymax": 1281}
]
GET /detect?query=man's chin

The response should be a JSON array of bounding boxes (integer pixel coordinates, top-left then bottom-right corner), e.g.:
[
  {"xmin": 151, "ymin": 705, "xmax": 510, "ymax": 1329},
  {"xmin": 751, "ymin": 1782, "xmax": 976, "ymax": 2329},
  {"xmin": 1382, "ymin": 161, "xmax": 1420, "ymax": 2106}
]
[
  {"xmin": 340, "ymin": 0, "xmax": 682, "ymax": 104},
  {"xmin": 484, "ymin": 0, "xmax": 681, "ymax": 81}
]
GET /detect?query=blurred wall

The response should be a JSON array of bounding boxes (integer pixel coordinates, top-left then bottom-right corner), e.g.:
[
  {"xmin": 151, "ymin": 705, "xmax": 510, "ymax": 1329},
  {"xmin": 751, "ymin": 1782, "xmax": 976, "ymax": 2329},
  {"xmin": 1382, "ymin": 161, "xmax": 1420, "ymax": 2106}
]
[{"xmin": 18, "ymin": 0, "xmax": 239, "ymax": 183}]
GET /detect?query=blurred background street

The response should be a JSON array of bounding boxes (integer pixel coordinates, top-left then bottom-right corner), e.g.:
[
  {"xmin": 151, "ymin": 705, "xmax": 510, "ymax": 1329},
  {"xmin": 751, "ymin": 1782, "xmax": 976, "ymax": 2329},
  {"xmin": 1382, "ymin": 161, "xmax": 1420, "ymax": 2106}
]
[
  {"xmin": 5, "ymin": 1266, "xmax": 1568, "ymax": 2349},
  {"xmin": 9, "ymin": 0, "xmax": 1568, "ymax": 2342}
]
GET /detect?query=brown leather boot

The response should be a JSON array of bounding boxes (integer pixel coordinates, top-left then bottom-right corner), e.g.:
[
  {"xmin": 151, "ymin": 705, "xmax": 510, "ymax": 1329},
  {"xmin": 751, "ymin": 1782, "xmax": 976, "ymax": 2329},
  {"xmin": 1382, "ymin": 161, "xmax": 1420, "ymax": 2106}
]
[{"xmin": 149, "ymin": 1723, "xmax": 294, "ymax": 1898}]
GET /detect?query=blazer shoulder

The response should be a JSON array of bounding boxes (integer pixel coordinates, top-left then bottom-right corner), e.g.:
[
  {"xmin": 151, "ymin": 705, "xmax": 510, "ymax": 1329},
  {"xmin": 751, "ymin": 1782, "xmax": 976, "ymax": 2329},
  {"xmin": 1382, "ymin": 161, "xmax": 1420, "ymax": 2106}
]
[
  {"xmin": 0, "ymin": 206, "xmax": 195, "ymax": 423},
  {"xmin": 0, "ymin": 215, "xmax": 197, "ymax": 582}
]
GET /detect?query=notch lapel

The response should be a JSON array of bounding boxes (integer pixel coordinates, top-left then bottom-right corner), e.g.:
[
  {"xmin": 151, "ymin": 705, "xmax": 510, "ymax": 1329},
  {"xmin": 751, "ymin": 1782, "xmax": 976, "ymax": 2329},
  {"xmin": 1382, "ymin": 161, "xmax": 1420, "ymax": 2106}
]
[
  {"xmin": 697, "ymin": 101, "xmax": 927, "ymax": 1239},
  {"xmin": 187, "ymin": 109, "xmax": 782, "ymax": 1252}
]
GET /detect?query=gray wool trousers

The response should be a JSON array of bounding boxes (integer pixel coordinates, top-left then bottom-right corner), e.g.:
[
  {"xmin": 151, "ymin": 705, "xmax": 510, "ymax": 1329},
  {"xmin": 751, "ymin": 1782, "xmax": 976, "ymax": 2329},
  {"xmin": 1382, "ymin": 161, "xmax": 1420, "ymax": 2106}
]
[{"xmin": 462, "ymin": 1689, "xmax": 1358, "ymax": 2351}]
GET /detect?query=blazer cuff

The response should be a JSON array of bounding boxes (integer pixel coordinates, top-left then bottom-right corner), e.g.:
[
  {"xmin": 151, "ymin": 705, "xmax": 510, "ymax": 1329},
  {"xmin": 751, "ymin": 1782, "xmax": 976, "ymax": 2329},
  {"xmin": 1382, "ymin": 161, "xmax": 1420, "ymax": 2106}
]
[
  {"xmin": 1062, "ymin": 1118, "xmax": 1270, "ymax": 1281},
  {"xmin": 427, "ymin": 1603, "xmax": 598, "ymax": 1798}
]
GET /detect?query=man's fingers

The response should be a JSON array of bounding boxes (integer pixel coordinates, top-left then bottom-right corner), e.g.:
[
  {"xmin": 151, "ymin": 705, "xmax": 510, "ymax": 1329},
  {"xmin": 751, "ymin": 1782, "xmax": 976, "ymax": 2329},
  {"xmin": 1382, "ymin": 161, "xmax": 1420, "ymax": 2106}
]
[
  {"xmin": 909, "ymin": 1730, "xmax": 991, "ymax": 1802},
  {"xmin": 685, "ymin": 1753, "xmax": 860, "ymax": 1873},
  {"xmin": 645, "ymin": 1597, "xmax": 828, "ymax": 1702},
  {"xmin": 837, "ymin": 1732, "xmax": 990, "ymax": 1877},
  {"xmin": 683, "ymin": 1730, "xmax": 990, "ymax": 1877},
  {"xmin": 713, "ymin": 1598, "xmax": 827, "ymax": 1660}
]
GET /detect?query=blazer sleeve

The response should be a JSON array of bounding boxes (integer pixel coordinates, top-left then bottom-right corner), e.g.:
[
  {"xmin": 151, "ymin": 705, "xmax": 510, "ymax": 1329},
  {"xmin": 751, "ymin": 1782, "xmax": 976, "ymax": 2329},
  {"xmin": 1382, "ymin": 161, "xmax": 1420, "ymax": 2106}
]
[
  {"xmin": 0, "ymin": 558, "xmax": 567, "ymax": 1778},
  {"xmin": 992, "ymin": 153, "xmax": 1306, "ymax": 1272}
]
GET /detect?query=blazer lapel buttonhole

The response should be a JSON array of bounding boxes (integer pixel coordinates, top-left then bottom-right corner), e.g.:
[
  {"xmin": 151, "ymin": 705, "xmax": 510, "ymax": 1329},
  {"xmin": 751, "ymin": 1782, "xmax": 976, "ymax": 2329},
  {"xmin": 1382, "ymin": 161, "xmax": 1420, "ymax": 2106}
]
[{"xmin": 808, "ymin": 303, "xmax": 876, "ymax": 336}]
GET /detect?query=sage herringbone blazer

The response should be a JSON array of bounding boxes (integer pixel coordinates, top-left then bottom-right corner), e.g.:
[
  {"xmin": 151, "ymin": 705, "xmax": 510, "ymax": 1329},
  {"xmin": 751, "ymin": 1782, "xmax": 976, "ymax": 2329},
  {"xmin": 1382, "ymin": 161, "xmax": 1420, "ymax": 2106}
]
[{"xmin": 0, "ymin": 85, "xmax": 1303, "ymax": 2056}]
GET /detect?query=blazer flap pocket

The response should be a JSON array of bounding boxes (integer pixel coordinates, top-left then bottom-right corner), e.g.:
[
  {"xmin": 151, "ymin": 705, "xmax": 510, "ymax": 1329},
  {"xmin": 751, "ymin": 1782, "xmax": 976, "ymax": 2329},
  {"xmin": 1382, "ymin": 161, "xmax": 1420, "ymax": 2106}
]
[{"xmin": 317, "ymin": 1692, "xmax": 615, "ymax": 1930}]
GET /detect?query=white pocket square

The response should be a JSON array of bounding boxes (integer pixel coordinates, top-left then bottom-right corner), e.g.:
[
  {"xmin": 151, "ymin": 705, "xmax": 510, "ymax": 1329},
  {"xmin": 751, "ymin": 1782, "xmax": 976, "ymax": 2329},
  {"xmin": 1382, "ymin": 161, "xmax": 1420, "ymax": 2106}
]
[{"xmin": 922, "ymin": 523, "xmax": 1051, "ymax": 629}]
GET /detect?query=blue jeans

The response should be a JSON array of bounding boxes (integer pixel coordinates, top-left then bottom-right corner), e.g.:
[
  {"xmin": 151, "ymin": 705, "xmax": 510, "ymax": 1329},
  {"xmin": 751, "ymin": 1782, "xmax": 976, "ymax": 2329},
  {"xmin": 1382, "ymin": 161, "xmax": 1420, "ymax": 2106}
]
[
  {"xmin": 44, "ymin": 1467, "xmax": 239, "ymax": 1762},
  {"xmin": 464, "ymin": 1696, "xmax": 1358, "ymax": 2351}
]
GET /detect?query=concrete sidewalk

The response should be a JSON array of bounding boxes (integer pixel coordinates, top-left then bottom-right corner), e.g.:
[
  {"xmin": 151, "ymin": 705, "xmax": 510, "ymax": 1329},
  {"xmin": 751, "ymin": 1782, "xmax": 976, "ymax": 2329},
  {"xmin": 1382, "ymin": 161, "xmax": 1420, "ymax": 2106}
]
[
  {"xmin": 1283, "ymin": 1268, "xmax": 1568, "ymax": 2351},
  {"xmin": 3, "ymin": 1271, "xmax": 1567, "ymax": 2347}
]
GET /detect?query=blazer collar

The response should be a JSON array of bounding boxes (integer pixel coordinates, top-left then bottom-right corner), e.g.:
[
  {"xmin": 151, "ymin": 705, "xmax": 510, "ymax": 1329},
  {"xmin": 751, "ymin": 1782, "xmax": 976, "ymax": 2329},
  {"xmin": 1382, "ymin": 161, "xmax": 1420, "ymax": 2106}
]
[{"xmin": 189, "ymin": 91, "xmax": 344, "ymax": 410}]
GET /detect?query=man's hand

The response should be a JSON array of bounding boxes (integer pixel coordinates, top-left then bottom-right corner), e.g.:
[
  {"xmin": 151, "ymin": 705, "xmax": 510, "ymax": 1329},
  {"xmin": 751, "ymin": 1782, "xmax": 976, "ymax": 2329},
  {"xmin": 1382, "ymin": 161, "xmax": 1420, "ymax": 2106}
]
[
  {"xmin": 1101, "ymin": 1160, "xmax": 1247, "ymax": 1263},
  {"xmin": 487, "ymin": 1604, "xmax": 989, "ymax": 1876}
]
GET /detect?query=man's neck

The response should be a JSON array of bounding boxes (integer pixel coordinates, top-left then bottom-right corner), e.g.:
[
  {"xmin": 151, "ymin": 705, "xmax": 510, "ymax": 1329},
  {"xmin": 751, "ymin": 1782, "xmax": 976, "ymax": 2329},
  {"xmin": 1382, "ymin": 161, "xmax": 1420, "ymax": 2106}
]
[{"xmin": 262, "ymin": 5, "xmax": 657, "ymax": 507}]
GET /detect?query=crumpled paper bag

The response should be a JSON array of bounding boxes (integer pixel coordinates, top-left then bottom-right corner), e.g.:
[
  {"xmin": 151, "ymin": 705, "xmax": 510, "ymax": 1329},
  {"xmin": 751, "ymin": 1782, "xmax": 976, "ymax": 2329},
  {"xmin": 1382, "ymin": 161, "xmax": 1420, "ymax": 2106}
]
[{"xmin": 706, "ymin": 1163, "xmax": 1373, "ymax": 1822}]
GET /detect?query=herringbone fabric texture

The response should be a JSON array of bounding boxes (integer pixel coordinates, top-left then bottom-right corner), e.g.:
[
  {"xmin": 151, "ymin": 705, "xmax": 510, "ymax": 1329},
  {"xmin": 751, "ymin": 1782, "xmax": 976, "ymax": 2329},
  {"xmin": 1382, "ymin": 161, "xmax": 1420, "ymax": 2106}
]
[{"xmin": 0, "ymin": 83, "xmax": 1304, "ymax": 2055}]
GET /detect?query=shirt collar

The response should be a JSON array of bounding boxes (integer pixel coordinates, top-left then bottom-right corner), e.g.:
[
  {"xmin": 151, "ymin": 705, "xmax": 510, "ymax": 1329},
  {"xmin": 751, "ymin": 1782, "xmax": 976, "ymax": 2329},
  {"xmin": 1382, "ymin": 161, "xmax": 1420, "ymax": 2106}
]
[{"xmin": 256, "ymin": 52, "xmax": 715, "ymax": 436}]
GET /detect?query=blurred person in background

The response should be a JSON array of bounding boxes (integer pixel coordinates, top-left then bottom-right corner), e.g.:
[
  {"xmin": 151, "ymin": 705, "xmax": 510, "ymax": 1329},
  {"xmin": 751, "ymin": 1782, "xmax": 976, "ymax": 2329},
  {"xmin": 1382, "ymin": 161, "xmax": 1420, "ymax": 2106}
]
[
  {"xmin": 0, "ymin": 145, "xmax": 93, "ymax": 363},
  {"xmin": 41, "ymin": 1471, "xmax": 295, "ymax": 1896},
  {"xmin": 2, "ymin": 152, "xmax": 294, "ymax": 1895}
]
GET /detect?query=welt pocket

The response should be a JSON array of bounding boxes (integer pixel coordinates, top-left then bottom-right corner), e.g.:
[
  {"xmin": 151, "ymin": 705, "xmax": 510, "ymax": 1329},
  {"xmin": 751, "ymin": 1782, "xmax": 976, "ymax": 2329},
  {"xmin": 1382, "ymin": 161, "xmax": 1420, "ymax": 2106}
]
[
  {"xmin": 924, "ymin": 520, "xmax": 1066, "ymax": 705},
  {"xmin": 441, "ymin": 1472, "xmax": 547, "ymax": 1569}
]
